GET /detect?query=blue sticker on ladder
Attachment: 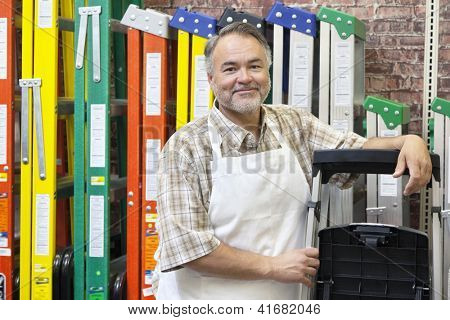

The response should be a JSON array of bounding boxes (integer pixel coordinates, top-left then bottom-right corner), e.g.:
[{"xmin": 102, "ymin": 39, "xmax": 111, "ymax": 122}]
[
  {"xmin": 169, "ymin": 7, "xmax": 217, "ymax": 39},
  {"xmin": 265, "ymin": 1, "xmax": 317, "ymax": 37}
]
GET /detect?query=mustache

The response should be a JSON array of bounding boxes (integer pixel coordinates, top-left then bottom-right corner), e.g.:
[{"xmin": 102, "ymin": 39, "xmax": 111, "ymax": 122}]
[{"xmin": 232, "ymin": 85, "xmax": 260, "ymax": 94}]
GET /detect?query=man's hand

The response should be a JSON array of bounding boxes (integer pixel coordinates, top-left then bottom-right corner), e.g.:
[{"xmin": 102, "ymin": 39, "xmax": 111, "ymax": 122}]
[
  {"xmin": 363, "ymin": 134, "xmax": 432, "ymax": 196},
  {"xmin": 268, "ymin": 248, "xmax": 320, "ymax": 288},
  {"xmin": 393, "ymin": 135, "xmax": 432, "ymax": 195}
]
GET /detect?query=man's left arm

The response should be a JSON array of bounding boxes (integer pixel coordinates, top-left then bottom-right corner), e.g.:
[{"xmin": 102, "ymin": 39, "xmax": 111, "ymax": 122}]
[{"xmin": 362, "ymin": 134, "xmax": 432, "ymax": 196}]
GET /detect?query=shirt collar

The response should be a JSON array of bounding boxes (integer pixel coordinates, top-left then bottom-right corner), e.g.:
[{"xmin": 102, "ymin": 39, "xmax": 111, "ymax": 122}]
[{"xmin": 209, "ymin": 101, "xmax": 268, "ymax": 150}]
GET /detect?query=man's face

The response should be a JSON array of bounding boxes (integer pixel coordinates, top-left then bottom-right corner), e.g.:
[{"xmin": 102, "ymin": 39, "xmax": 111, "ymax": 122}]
[{"xmin": 208, "ymin": 34, "xmax": 271, "ymax": 114}]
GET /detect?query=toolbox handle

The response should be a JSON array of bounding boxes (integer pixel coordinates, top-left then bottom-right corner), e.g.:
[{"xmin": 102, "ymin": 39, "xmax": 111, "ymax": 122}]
[{"xmin": 312, "ymin": 149, "xmax": 440, "ymax": 184}]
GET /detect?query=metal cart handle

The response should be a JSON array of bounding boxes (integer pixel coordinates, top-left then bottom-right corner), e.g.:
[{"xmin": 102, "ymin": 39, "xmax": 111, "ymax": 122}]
[{"xmin": 312, "ymin": 149, "xmax": 440, "ymax": 184}]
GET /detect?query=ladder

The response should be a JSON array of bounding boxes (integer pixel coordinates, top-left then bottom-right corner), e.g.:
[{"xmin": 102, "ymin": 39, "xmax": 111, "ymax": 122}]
[
  {"xmin": 169, "ymin": 7, "xmax": 216, "ymax": 129},
  {"xmin": 431, "ymin": 97, "xmax": 450, "ymax": 299},
  {"xmin": 19, "ymin": 0, "xmax": 76, "ymax": 300},
  {"xmin": 0, "ymin": 0, "xmax": 15, "ymax": 301},
  {"xmin": 265, "ymin": 2, "xmax": 317, "ymax": 112},
  {"xmin": 364, "ymin": 96, "xmax": 411, "ymax": 226},
  {"xmin": 316, "ymin": 7, "xmax": 366, "ymax": 226},
  {"xmin": 74, "ymin": 0, "xmax": 129, "ymax": 300},
  {"xmin": 121, "ymin": 3, "xmax": 176, "ymax": 300}
]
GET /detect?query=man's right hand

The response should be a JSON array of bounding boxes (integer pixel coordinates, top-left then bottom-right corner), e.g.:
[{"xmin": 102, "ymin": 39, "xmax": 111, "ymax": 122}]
[{"xmin": 268, "ymin": 248, "xmax": 320, "ymax": 288}]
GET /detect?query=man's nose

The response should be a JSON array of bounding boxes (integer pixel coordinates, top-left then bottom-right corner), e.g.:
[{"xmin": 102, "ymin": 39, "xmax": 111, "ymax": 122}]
[{"xmin": 237, "ymin": 68, "xmax": 252, "ymax": 83}]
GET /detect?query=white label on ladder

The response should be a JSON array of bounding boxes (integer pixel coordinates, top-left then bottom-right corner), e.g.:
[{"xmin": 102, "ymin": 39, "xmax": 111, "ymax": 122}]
[
  {"xmin": 292, "ymin": 43, "xmax": 310, "ymax": 108},
  {"xmin": 0, "ymin": 234, "xmax": 7, "ymax": 248},
  {"xmin": 35, "ymin": 194, "xmax": 50, "ymax": 256},
  {"xmin": 0, "ymin": 105, "xmax": 7, "ymax": 165},
  {"xmin": 145, "ymin": 139, "xmax": 161, "ymax": 201},
  {"xmin": 334, "ymin": 42, "xmax": 352, "ymax": 107},
  {"xmin": 193, "ymin": 55, "xmax": 210, "ymax": 119},
  {"xmin": 0, "ymin": 248, "xmax": 11, "ymax": 256},
  {"xmin": 379, "ymin": 129, "xmax": 399, "ymax": 197},
  {"xmin": 380, "ymin": 174, "xmax": 398, "ymax": 197},
  {"xmin": 381, "ymin": 129, "xmax": 397, "ymax": 137},
  {"xmin": 90, "ymin": 104, "xmax": 106, "ymax": 168},
  {"xmin": 0, "ymin": 18, "xmax": 6, "ymax": 80},
  {"xmin": 332, "ymin": 119, "xmax": 349, "ymax": 133},
  {"xmin": 89, "ymin": 195, "xmax": 104, "ymax": 258},
  {"xmin": 38, "ymin": 0, "xmax": 53, "ymax": 29},
  {"xmin": 146, "ymin": 53, "xmax": 162, "ymax": 116}
]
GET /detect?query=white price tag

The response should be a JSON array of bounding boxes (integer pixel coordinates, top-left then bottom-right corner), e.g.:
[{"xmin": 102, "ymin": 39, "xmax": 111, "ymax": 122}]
[
  {"xmin": 38, "ymin": 0, "xmax": 53, "ymax": 28},
  {"xmin": 334, "ymin": 42, "xmax": 352, "ymax": 107},
  {"xmin": 332, "ymin": 119, "xmax": 349, "ymax": 134},
  {"xmin": 0, "ymin": 105, "xmax": 7, "ymax": 165},
  {"xmin": 292, "ymin": 43, "xmax": 310, "ymax": 108},
  {"xmin": 90, "ymin": 104, "xmax": 106, "ymax": 168},
  {"xmin": 89, "ymin": 196, "xmax": 104, "ymax": 258},
  {"xmin": 146, "ymin": 53, "xmax": 162, "ymax": 116},
  {"xmin": 145, "ymin": 139, "xmax": 161, "ymax": 201},
  {"xmin": 193, "ymin": 55, "xmax": 211, "ymax": 119},
  {"xmin": 380, "ymin": 175, "xmax": 399, "ymax": 197},
  {"xmin": 0, "ymin": 18, "xmax": 7, "ymax": 79},
  {"xmin": 35, "ymin": 194, "xmax": 50, "ymax": 256}
]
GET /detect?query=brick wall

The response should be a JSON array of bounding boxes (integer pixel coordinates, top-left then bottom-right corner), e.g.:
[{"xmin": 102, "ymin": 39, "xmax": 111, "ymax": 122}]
[{"xmin": 144, "ymin": 0, "xmax": 450, "ymax": 135}]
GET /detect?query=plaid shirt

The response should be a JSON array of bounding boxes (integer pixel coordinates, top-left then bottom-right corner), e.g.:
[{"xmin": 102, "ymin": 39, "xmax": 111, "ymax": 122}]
[{"xmin": 155, "ymin": 104, "xmax": 366, "ymax": 273}]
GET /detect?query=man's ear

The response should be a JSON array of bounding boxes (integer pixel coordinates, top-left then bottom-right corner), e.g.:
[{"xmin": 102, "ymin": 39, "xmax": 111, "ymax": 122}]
[{"xmin": 207, "ymin": 73, "xmax": 213, "ymax": 85}]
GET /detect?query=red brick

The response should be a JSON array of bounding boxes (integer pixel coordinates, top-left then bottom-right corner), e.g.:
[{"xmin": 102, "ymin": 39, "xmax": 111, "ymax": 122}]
[
  {"xmin": 440, "ymin": 35, "xmax": 450, "ymax": 46},
  {"xmin": 144, "ymin": 0, "xmax": 174, "ymax": 7},
  {"xmin": 439, "ymin": 49, "xmax": 450, "ymax": 61},
  {"xmin": 373, "ymin": 22, "xmax": 390, "ymax": 33},
  {"xmin": 440, "ymin": 22, "xmax": 450, "ymax": 35},
  {"xmin": 380, "ymin": 36, "xmax": 397, "ymax": 47},
  {"xmin": 398, "ymin": 35, "xmax": 424, "ymax": 46},
  {"xmin": 438, "ymin": 64, "xmax": 450, "ymax": 76},
  {"xmin": 365, "ymin": 48, "xmax": 379, "ymax": 62},
  {"xmin": 377, "ymin": 48, "xmax": 417, "ymax": 63},
  {"xmin": 390, "ymin": 91, "xmax": 422, "ymax": 105},
  {"xmin": 365, "ymin": 77, "xmax": 370, "ymax": 90},
  {"xmin": 365, "ymin": 33, "xmax": 381, "ymax": 47},
  {"xmin": 171, "ymin": 0, "xmax": 208, "ymax": 7},
  {"xmin": 366, "ymin": 62, "xmax": 394, "ymax": 74},
  {"xmin": 436, "ymin": 92, "xmax": 450, "ymax": 101},
  {"xmin": 317, "ymin": 0, "xmax": 355, "ymax": 5},
  {"xmin": 392, "ymin": 63, "xmax": 423, "ymax": 78},
  {"xmin": 389, "ymin": 20, "xmax": 413, "ymax": 33},
  {"xmin": 413, "ymin": 21, "xmax": 425, "ymax": 33},
  {"xmin": 413, "ymin": 6, "xmax": 426, "ymax": 19},
  {"xmin": 376, "ymin": 6, "xmax": 414, "ymax": 19},
  {"xmin": 439, "ymin": 78, "xmax": 450, "ymax": 90},
  {"xmin": 345, "ymin": 7, "xmax": 375, "ymax": 21},
  {"xmin": 385, "ymin": 76, "xmax": 401, "ymax": 90},
  {"xmin": 369, "ymin": 76, "xmax": 386, "ymax": 91}
]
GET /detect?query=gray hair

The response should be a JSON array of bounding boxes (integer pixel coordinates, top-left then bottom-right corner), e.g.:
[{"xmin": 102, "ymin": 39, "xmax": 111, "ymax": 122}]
[{"xmin": 204, "ymin": 22, "xmax": 272, "ymax": 75}]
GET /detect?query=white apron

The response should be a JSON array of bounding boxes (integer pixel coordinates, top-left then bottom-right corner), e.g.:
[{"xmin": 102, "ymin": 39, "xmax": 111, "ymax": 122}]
[{"xmin": 156, "ymin": 114, "xmax": 311, "ymax": 299}]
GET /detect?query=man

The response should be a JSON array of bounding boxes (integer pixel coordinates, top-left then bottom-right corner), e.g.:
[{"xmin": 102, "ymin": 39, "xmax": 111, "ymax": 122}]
[{"xmin": 152, "ymin": 22, "xmax": 432, "ymax": 299}]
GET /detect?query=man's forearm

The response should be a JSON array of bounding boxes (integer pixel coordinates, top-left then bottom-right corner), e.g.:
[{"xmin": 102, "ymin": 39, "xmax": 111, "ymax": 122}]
[
  {"xmin": 362, "ymin": 135, "xmax": 407, "ymax": 150},
  {"xmin": 184, "ymin": 243, "xmax": 272, "ymax": 280}
]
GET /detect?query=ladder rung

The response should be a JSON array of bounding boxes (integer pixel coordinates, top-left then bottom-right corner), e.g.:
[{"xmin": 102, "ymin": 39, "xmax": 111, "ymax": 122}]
[
  {"xmin": 14, "ymin": 15, "xmax": 75, "ymax": 32},
  {"xmin": 14, "ymin": 97, "xmax": 127, "ymax": 116},
  {"xmin": 13, "ymin": 176, "xmax": 126, "ymax": 201},
  {"xmin": 59, "ymin": 17, "xmax": 75, "ymax": 32},
  {"xmin": 110, "ymin": 19, "xmax": 128, "ymax": 34}
]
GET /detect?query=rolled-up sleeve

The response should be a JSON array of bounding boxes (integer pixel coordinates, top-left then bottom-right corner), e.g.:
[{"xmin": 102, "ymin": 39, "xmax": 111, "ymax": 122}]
[
  {"xmin": 304, "ymin": 112, "xmax": 367, "ymax": 189},
  {"xmin": 156, "ymin": 140, "xmax": 220, "ymax": 272}
]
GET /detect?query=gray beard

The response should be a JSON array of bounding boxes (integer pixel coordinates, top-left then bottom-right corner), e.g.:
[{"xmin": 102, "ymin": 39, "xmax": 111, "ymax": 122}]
[{"xmin": 210, "ymin": 78, "xmax": 271, "ymax": 114}]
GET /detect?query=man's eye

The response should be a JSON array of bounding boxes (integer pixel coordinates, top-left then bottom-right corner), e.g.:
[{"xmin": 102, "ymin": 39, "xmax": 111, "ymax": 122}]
[
  {"xmin": 251, "ymin": 65, "xmax": 262, "ymax": 69},
  {"xmin": 224, "ymin": 68, "xmax": 235, "ymax": 72}
]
